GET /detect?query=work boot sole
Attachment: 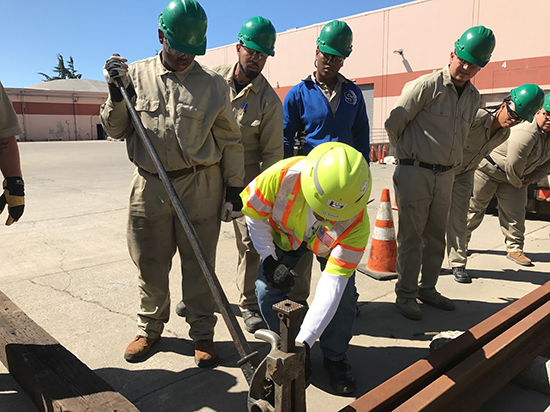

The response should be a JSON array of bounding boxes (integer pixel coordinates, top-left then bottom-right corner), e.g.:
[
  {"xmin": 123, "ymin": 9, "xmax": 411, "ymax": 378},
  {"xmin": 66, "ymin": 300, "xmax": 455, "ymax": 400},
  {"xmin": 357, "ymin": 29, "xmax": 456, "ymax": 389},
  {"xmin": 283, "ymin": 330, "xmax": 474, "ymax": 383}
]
[
  {"xmin": 124, "ymin": 337, "xmax": 159, "ymax": 363},
  {"xmin": 454, "ymin": 275, "xmax": 472, "ymax": 284},
  {"xmin": 396, "ymin": 300, "xmax": 422, "ymax": 320},
  {"xmin": 330, "ymin": 380, "xmax": 356, "ymax": 395},
  {"xmin": 418, "ymin": 297, "xmax": 455, "ymax": 311},
  {"xmin": 506, "ymin": 255, "xmax": 533, "ymax": 267},
  {"xmin": 195, "ymin": 355, "xmax": 220, "ymax": 369},
  {"xmin": 245, "ymin": 323, "xmax": 266, "ymax": 334}
]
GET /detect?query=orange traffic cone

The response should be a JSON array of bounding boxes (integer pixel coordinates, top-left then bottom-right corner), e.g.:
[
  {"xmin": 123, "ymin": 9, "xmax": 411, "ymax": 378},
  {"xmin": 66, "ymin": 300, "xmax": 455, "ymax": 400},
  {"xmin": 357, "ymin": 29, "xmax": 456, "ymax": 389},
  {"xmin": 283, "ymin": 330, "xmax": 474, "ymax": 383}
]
[
  {"xmin": 392, "ymin": 198, "xmax": 398, "ymax": 211},
  {"xmin": 380, "ymin": 144, "xmax": 387, "ymax": 164},
  {"xmin": 358, "ymin": 188, "xmax": 398, "ymax": 280}
]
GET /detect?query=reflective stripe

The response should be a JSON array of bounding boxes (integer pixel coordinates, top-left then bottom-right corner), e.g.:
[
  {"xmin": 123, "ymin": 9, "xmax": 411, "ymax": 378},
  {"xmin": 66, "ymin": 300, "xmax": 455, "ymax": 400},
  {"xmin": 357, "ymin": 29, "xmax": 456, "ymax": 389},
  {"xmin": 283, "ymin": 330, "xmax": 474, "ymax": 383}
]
[
  {"xmin": 271, "ymin": 158, "xmax": 306, "ymax": 250},
  {"xmin": 328, "ymin": 256, "xmax": 358, "ymax": 270},
  {"xmin": 244, "ymin": 181, "xmax": 273, "ymax": 217},
  {"xmin": 333, "ymin": 210, "xmax": 364, "ymax": 245},
  {"xmin": 331, "ymin": 244, "xmax": 364, "ymax": 265},
  {"xmin": 312, "ymin": 237, "xmax": 321, "ymax": 254}
]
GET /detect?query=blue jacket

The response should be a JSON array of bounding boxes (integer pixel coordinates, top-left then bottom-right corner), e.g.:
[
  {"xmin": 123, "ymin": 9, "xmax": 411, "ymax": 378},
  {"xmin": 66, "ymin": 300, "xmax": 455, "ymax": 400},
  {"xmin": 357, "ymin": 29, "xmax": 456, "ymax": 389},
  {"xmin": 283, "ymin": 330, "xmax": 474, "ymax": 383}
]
[{"xmin": 283, "ymin": 75, "xmax": 370, "ymax": 161}]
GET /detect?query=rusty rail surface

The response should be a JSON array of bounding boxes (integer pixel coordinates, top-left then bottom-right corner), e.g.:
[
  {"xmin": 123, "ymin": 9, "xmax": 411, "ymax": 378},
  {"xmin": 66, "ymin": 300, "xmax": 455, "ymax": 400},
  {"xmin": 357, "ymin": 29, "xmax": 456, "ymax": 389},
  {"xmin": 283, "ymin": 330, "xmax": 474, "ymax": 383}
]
[{"xmin": 341, "ymin": 280, "xmax": 550, "ymax": 412}]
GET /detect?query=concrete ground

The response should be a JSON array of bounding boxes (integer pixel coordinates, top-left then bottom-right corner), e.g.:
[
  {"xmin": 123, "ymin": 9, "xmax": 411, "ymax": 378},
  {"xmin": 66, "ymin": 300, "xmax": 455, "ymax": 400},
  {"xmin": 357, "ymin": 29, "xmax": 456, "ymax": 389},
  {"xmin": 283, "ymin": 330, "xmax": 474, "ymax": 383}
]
[{"xmin": 1, "ymin": 141, "xmax": 549, "ymax": 412}]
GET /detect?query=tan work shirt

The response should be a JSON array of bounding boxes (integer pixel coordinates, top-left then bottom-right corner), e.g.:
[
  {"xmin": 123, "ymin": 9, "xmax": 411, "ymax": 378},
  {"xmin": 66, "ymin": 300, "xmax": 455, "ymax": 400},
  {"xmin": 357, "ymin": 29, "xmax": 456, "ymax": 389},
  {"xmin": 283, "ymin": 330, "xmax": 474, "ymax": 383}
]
[
  {"xmin": 457, "ymin": 108, "xmax": 510, "ymax": 175},
  {"xmin": 212, "ymin": 63, "xmax": 283, "ymax": 171},
  {"xmin": 312, "ymin": 72, "xmax": 345, "ymax": 114},
  {"xmin": 490, "ymin": 119, "xmax": 550, "ymax": 188},
  {"xmin": 385, "ymin": 65, "xmax": 480, "ymax": 166},
  {"xmin": 100, "ymin": 55, "xmax": 244, "ymax": 187},
  {"xmin": 0, "ymin": 82, "xmax": 23, "ymax": 139}
]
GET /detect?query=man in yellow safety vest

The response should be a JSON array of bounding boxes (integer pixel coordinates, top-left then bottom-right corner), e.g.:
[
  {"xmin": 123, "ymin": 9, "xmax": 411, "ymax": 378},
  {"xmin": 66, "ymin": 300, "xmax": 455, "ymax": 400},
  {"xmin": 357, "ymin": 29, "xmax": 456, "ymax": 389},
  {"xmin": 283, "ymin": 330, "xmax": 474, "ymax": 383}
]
[{"xmin": 241, "ymin": 142, "xmax": 371, "ymax": 395}]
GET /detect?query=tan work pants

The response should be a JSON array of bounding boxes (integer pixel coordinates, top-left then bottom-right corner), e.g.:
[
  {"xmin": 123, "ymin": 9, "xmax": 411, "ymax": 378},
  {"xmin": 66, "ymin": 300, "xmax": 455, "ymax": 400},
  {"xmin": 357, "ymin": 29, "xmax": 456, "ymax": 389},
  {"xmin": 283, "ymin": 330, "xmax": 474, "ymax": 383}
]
[
  {"xmin": 393, "ymin": 164, "xmax": 454, "ymax": 299},
  {"xmin": 447, "ymin": 170, "xmax": 475, "ymax": 267},
  {"xmin": 234, "ymin": 164, "xmax": 263, "ymax": 311},
  {"xmin": 127, "ymin": 165, "xmax": 223, "ymax": 341},
  {"xmin": 467, "ymin": 160, "xmax": 527, "ymax": 252}
]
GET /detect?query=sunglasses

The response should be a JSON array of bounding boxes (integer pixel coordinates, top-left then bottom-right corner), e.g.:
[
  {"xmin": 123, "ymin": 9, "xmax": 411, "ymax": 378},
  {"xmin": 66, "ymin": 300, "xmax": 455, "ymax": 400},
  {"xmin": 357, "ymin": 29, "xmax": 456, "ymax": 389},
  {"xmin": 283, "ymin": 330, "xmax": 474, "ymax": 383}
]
[
  {"xmin": 164, "ymin": 38, "xmax": 188, "ymax": 58},
  {"xmin": 456, "ymin": 56, "xmax": 480, "ymax": 70},
  {"xmin": 320, "ymin": 51, "xmax": 344, "ymax": 65},
  {"xmin": 240, "ymin": 44, "xmax": 268, "ymax": 61},
  {"xmin": 505, "ymin": 101, "xmax": 524, "ymax": 123}
]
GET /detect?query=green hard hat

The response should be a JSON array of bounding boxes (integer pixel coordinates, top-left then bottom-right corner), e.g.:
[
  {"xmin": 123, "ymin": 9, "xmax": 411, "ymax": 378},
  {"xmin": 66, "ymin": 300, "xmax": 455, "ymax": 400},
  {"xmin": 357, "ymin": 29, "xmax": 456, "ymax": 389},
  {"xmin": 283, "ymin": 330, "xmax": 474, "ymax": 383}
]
[
  {"xmin": 510, "ymin": 84, "xmax": 545, "ymax": 123},
  {"xmin": 301, "ymin": 142, "xmax": 371, "ymax": 221},
  {"xmin": 316, "ymin": 20, "xmax": 353, "ymax": 58},
  {"xmin": 237, "ymin": 16, "xmax": 276, "ymax": 57},
  {"xmin": 158, "ymin": 0, "xmax": 208, "ymax": 56},
  {"xmin": 454, "ymin": 25, "xmax": 495, "ymax": 67},
  {"xmin": 543, "ymin": 93, "xmax": 550, "ymax": 112}
]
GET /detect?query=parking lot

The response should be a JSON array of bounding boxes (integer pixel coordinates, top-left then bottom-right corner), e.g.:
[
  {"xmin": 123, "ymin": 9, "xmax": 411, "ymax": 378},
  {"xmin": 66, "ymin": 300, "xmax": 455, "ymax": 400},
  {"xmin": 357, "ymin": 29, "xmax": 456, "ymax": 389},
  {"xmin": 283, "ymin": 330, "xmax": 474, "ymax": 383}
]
[{"xmin": 1, "ymin": 141, "xmax": 549, "ymax": 411}]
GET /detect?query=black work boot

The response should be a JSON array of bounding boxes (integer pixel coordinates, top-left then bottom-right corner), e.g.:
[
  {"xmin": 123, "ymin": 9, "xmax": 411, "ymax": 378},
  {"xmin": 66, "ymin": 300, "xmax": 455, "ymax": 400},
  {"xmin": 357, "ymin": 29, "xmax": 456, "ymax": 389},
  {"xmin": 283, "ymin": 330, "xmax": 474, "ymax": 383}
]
[
  {"xmin": 175, "ymin": 300, "xmax": 186, "ymax": 317},
  {"xmin": 453, "ymin": 266, "xmax": 471, "ymax": 284},
  {"xmin": 323, "ymin": 357, "xmax": 356, "ymax": 395},
  {"xmin": 241, "ymin": 309, "xmax": 266, "ymax": 333}
]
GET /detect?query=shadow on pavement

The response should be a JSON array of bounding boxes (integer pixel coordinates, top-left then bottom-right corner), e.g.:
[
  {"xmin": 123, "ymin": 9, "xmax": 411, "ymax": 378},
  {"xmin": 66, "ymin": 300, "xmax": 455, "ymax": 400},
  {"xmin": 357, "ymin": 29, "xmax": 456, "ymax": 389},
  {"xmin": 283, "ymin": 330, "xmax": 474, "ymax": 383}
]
[
  {"xmin": 0, "ymin": 373, "xmax": 38, "ymax": 412},
  {"xmin": 469, "ymin": 249, "xmax": 550, "ymax": 264},
  {"xmin": 354, "ymin": 299, "xmax": 514, "ymax": 341},
  {"xmin": 97, "ymin": 366, "xmax": 247, "ymax": 412},
  {"xmin": 458, "ymin": 268, "xmax": 550, "ymax": 285},
  {"xmin": 97, "ymin": 339, "xmax": 270, "ymax": 411}
]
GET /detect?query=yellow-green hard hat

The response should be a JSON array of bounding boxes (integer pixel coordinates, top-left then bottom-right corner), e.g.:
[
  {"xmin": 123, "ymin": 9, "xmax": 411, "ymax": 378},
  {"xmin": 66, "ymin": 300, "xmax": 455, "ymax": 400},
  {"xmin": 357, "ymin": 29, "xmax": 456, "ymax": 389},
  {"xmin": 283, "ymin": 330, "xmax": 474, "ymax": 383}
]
[{"xmin": 301, "ymin": 142, "xmax": 371, "ymax": 221}]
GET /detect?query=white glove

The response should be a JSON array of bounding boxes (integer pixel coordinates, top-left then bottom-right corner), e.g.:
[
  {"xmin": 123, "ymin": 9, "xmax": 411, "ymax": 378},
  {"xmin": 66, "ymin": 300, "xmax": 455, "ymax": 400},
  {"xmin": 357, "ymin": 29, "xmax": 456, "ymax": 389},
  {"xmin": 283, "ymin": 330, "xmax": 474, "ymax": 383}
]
[
  {"xmin": 221, "ymin": 202, "xmax": 244, "ymax": 222},
  {"xmin": 103, "ymin": 54, "xmax": 130, "ymax": 87}
]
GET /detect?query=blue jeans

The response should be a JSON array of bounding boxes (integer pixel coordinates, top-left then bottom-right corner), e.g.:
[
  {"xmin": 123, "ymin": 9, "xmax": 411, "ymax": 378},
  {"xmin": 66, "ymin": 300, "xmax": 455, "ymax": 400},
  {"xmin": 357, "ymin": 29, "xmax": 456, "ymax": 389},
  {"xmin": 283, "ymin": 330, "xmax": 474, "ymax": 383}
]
[{"xmin": 255, "ymin": 243, "xmax": 358, "ymax": 360}]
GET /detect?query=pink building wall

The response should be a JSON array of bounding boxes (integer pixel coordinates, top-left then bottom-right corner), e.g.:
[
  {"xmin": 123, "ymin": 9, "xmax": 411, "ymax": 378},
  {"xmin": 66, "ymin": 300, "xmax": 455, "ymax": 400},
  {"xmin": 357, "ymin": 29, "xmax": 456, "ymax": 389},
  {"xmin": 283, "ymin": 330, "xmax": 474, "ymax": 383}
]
[
  {"xmin": 197, "ymin": 0, "xmax": 550, "ymax": 144},
  {"xmin": 7, "ymin": 89, "xmax": 107, "ymax": 142}
]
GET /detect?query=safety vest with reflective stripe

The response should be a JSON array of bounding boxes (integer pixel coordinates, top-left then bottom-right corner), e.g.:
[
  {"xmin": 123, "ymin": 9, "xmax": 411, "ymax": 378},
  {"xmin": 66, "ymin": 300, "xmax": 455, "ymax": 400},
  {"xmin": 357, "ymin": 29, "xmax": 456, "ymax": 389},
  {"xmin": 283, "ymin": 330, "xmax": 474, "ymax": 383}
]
[{"xmin": 241, "ymin": 157, "xmax": 370, "ymax": 277}]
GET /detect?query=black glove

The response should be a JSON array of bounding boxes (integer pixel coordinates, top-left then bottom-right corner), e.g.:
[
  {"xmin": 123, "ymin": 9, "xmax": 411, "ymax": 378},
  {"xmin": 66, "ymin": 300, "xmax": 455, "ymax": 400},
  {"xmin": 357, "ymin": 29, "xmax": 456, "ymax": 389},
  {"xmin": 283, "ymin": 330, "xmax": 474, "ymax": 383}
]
[
  {"xmin": 103, "ymin": 54, "xmax": 134, "ymax": 103},
  {"xmin": 263, "ymin": 255, "xmax": 297, "ymax": 290},
  {"xmin": 0, "ymin": 177, "xmax": 25, "ymax": 226},
  {"xmin": 225, "ymin": 186, "xmax": 244, "ymax": 212},
  {"xmin": 304, "ymin": 342, "xmax": 312, "ymax": 383}
]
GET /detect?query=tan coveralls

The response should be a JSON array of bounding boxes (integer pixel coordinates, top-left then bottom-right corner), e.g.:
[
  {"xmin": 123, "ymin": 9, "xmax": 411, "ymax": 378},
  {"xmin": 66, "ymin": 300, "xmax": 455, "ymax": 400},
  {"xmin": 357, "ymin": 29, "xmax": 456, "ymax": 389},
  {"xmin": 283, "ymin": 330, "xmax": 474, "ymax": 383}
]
[
  {"xmin": 467, "ymin": 119, "xmax": 550, "ymax": 252},
  {"xmin": 211, "ymin": 63, "xmax": 283, "ymax": 311},
  {"xmin": 447, "ymin": 109, "xmax": 510, "ymax": 267},
  {"xmin": 0, "ymin": 82, "xmax": 23, "ymax": 138},
  {"xmin": 385, "ymin": 66, "xmax": 480, "ymax": 299},
  {"xmin": 100, "ymin": 55, "xmax": 244, "ymax": 341}
]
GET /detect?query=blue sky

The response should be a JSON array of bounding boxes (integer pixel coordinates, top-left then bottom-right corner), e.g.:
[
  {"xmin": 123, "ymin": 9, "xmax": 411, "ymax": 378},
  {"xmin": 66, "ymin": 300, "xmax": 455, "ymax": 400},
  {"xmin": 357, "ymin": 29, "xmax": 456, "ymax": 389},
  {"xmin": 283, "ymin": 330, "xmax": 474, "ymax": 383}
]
[{"xmin": 0, "ymin": 0, "xmax": 409, "ymax": 88}]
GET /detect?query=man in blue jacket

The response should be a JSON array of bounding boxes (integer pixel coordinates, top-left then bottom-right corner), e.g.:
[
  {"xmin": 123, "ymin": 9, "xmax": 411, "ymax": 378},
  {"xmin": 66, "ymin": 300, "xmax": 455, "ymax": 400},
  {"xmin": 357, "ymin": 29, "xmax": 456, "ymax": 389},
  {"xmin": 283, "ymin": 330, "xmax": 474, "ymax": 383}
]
[
  {"xmin": 283, "ymin": 20, "xmax": 370, "ymax": 160},
  {"xmin": 282, "ymin": 19, "xmax": 370, "ymax": 309}
]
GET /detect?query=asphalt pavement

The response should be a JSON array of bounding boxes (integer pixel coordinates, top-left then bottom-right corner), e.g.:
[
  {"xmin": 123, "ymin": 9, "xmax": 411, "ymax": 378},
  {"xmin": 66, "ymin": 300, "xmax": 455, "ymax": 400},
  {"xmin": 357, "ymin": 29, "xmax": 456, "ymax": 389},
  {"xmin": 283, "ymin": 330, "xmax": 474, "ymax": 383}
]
[{"xmin": 1, "ymin": 141, "xmax": 549, "ymax": 411}]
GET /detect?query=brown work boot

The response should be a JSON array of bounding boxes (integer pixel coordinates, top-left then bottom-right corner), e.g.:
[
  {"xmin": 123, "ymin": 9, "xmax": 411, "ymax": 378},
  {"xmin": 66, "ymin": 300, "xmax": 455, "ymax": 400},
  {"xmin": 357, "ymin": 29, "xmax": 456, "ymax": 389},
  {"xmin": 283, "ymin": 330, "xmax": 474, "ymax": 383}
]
[
  {"xmin": 124, "ymin": 335, "xmax": 158, "ymax": 363},
  {"xmin": 507, "ymin": 251, "xmax": 533, "ymax": 266},
  {"xmin": 194, "ymin": 340, "xmax": 220, "ymax": 368}
]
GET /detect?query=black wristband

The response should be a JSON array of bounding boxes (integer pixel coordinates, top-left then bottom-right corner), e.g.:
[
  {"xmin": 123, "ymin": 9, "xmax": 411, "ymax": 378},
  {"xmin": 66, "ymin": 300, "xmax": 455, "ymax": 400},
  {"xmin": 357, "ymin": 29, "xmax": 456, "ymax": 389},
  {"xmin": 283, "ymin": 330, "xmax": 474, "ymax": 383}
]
[
  {"xmin": 108, "ymin": 82, "xmax": 135, "ymax": 103},
  {"xmin": 226, "ymin": 186, "xmax": 244, "ymax": 203}
]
